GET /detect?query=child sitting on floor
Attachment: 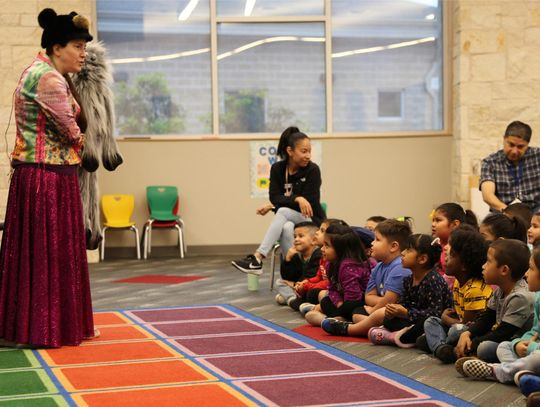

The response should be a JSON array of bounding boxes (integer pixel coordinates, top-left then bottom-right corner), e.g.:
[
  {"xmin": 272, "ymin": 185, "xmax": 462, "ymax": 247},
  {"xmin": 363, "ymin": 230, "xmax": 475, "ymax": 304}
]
[
  {"xmin": 368, "ymin": 234, "xmax": 452, "ymax": 348},
  {"xmin": 458, "ymin": 246, "xmax": 540, "ymax": 388},
  {"xmin": 290, "ymin": 219, "xmax": 347, "ymax": 313},
  {"xmin": 503, "ymin": 203, "xmax": 533, "ymax": 233},
  {"xmin": 529, "ymin": 210, "xmax": 540, "ymax": 248},
  {"xmin": 365, "ymin": 215, "xmax": 387, "ymax": 231},
  {"xmin": 321, "ymin": 219, "xmax": 412, "ymax": 337},
  {"xmin": 479, "ymin": 213, "xmax": 527, "ymax": 243},
  {"xmin": 304, "ymin": 223, "xmax": 372, "ymax": 326},
  {"xmin": 453, "ymin": 239, "xmax": 534, "ymax": 364},
  {"xmin": 275, "ymin": 222, "xmax": 321, "ymax": 306},
  {"xmin": 419, "ymin": 227, "xmax": 492, "ymax": 364},
  {"xmin": 431, "ymin": 203, "xmax": 478, "ymax": 288}
]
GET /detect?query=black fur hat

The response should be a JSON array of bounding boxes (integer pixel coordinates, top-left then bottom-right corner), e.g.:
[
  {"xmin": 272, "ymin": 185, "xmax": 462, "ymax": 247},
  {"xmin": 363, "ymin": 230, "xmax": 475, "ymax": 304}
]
[{"xmin": 38, "ymin": 8, "xmax": 93, "ymax": 49}]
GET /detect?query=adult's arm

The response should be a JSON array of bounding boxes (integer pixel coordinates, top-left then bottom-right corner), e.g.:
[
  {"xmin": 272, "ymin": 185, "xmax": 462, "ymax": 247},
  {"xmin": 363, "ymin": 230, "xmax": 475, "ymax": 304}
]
[{"xmin": 481, "ymin": 180, "xmax": 507, "ymax": 211}]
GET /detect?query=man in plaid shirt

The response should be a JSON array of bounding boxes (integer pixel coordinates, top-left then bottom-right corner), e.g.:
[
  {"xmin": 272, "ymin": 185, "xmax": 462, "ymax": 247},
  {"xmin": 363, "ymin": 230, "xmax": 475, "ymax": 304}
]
[{"xmin": 480, "ymin": 121, "xmax": 540, "ymax": 212}]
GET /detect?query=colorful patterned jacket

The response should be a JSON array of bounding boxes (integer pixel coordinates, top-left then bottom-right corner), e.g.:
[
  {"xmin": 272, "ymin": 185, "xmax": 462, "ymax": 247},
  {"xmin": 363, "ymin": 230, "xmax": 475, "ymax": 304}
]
[{"xmin": 12, "ymin": 53, "xmax": 83, "ymax": 166}]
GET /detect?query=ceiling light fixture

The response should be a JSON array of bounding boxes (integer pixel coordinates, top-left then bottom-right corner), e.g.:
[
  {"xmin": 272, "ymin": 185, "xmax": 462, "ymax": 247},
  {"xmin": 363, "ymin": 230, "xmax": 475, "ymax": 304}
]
[
  {"xmin": 178, "ymin": 0, "xmax": 200, "ymax": 21},
  {"xmin": 244, "ymin": 0, "xmax": 256, "ymax": 16}
]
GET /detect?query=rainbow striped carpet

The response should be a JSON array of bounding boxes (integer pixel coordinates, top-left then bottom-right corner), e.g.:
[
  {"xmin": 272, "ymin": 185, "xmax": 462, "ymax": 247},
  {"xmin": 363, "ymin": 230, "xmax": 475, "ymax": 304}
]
[{"xmin": 0, "ymin": 305, "xmax": 474, "ymax": 406}]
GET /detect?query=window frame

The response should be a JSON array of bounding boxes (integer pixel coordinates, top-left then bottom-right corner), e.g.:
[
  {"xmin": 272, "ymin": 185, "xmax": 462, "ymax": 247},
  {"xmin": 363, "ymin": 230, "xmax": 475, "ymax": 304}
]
[{"xmin": 93, "ymin": 0, "xmax": 451, "ymax": 141}]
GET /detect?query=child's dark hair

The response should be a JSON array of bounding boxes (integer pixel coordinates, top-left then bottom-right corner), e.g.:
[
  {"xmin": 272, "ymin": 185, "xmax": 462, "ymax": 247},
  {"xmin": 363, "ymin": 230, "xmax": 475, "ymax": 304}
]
[
  {"xmin": 436, "ymin": 202, "xmax": 478, "ymax": 230},
  {"xmin": 367, "ymin": 215, "xmax": 386, "ymax": 223},
  {"xmin": 406, "ymin": 234, "xmax": 442, "ymax": 270},
  {"xmin": 325, "ymin": 223, "xmax": 368, "ymax": 285},
  {"xmin": 374, "ymin": 219, "xmax": 412, "ymax": 251},
  {"xmin": 532, "ymin": 246, "xmax": 540, "ymax": 271},
  {"xmin": 448, "ymin": 227, "xmax": 488, "ymax": 280},
  {"xmin": 294, "ymin": 221, "xmax": 318, "ymax": 235},
  {"xmin": 490, "ymin": 239, "xmax": 530, "ymax": 281},
  {"xmin": 322, "ymin": 218, "xmax": 349, "ymax": 228},
  {"xmin": 276, "ymin": 126, "xmax": 309, "ymax": 161},
  {"xmin": 481, "ymin": 213, "xmax": 527, "ymax": 242},
  {"xmin": 503, "ymin": 203, "xmax": 533, "ymax": 227}
]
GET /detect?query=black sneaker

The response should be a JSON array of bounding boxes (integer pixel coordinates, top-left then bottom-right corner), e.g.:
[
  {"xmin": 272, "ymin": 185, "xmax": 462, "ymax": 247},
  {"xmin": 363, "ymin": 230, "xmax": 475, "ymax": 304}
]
[
  {"xmin": 434, "ymin": 344, "xmax": 457, "ymax": 364},
  {"xmin": 231, "ymin": 255, "xmax": 263, "ymax": 275},
  {"xmin": 321, "ymin": 318, "xmax": 350, "ymax": 336},
  {"xmin": 416, "ymin": 334, "xmax": 430, "ymax": 353}
]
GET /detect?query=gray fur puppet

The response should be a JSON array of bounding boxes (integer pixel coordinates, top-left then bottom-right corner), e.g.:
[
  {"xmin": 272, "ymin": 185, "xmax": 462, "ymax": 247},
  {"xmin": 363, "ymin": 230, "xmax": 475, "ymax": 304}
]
[{"xmin": 72, "ymin": 41, "xmax": 123, "ymax": 250}]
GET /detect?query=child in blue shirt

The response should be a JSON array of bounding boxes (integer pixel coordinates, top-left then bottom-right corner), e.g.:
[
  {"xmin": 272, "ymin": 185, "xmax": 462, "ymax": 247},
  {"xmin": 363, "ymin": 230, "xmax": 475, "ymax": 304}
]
[{"xmin": 322, "ymin": 219, "xmax": 412, "ymax": 336}]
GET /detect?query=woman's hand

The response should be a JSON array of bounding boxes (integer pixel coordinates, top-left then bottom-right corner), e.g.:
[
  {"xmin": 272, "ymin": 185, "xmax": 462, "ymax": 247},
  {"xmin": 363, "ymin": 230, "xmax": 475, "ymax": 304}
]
[
  {"xmin": 256, "ymin": 203, "xmax": 274, "ymax": 216},
  {"xmin": 295, "ymin": 197, "xmax": 313, "ymax": 218}
]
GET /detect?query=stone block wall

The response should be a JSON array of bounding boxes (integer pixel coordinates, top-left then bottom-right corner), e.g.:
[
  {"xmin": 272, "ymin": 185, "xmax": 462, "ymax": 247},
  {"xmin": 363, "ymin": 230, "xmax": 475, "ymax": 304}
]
[{"xmin": 452, "ymin": 0, "xmax": 540, "ymax": 207}]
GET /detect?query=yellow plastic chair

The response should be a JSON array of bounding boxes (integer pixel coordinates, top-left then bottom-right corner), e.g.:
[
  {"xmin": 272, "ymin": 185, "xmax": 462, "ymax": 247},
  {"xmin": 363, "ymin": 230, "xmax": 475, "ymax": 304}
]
[{"xmin": 101, "ymin": 194, "xmax": 141, "ymax": 260}]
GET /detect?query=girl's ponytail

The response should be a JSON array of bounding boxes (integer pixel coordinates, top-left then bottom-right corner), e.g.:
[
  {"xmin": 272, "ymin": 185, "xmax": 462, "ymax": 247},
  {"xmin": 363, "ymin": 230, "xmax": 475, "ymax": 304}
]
[
  {"xmin": 436, "ymin": 203, "xmax": 478, "ymax": 230},
  {"xmin": 464, "ymin": 209, "xmax": 479, "ymax": 230},
  {"xmin": 510, "ymin": 215, "xmax": 528, "ymax": 242},
  {"xmin": 276, "ymin": 126, "xmax": 308, "ymax": 161},
  {"xmin": 277, "ymin": 126, "xmax": 300, "ymax": 160}
]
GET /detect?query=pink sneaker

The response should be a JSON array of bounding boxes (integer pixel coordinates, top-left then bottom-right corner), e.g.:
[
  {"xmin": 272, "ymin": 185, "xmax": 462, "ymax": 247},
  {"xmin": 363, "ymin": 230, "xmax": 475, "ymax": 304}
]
[{"xmin": 368, "ymin": 326, "xmax": 396, "ymax": 345}]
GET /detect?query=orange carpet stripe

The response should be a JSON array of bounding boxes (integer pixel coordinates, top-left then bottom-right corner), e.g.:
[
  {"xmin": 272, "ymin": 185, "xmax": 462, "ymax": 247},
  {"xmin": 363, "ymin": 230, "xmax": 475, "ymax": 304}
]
[
  {"xmin": 93, "ymin": 312, "xmax": 132, "ymax": 326},
  {"xmin": 40, "ymin": 341, "xmax": 179, "ymax": 366},
  {"xmin": 73, "ymin": 383, "xmax": 256, "ymax": 407},
  {"xmin": 54, "ymin": 359, "xmax": 214, "ymax": 391},
  {"xmin": 82, "ymin": 325, "xmax": 151, "ymax": 343}
]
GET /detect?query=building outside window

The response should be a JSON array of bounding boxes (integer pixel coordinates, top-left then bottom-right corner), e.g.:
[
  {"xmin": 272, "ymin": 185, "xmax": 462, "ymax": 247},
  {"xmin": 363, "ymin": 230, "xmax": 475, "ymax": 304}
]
[{"xmin": 97, "ymin": 0, "xmax": 444, "ymax": 137}]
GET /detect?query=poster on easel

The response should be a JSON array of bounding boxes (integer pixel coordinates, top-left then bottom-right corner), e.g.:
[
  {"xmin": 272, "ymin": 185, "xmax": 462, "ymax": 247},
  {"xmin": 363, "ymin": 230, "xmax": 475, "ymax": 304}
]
[{"xmin": 250, "ymin": 140, "xmax": 322, "ymax": 198}]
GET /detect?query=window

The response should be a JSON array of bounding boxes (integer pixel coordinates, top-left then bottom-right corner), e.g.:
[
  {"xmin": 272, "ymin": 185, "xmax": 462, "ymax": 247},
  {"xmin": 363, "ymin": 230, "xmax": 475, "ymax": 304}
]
[
  {"xmin": 96, "ymin": 0, "xmax": 445, "ymax": 138},
  {"xmin": 217, "ymin": 22, "xmax": 326, "ymax": 134},
  {"xmin": 378, "ymin": 90, "xmax": 403, "ymax": 119}
]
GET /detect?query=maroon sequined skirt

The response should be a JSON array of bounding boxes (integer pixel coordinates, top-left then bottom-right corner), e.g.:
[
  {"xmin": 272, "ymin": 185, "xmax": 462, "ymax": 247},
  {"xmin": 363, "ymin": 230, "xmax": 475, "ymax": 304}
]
[{"xmin": 0, "ymin": 165, "xmax": 94, "ymax": 347}]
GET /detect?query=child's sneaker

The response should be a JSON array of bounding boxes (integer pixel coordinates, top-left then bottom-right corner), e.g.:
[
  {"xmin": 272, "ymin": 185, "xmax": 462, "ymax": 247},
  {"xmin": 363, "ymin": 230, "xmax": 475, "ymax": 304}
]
[
  {"xmin": 415, "ymin": 334, "xmax": 430, "ymax": 353},
  {"xmin": 321, "ymin": 318, "xmax": 350, "ymax": 336},
  {"xmin": 286, "ymin": 296, "xmax": 297, "ymax": 307},
  {"xmin": 231, "ymin": 255, "xmax": 263, "ymax": 275},
  {"xmin": 299, "ymin": 303, "xmax": 316, "ymax": 316},
  {"xmin": 368, "ymin": 326, "xmax": 396, "ymax": 346},
  {"xmin": 455, "ymin": 356, "xmax": 479, "ymax": 377},
  {"xmin": 393, "ymin": 325, "xmax": 415, "ymax": 348},
  {"xmin": 516, "ymin": 371, "xmax": 540, "ymax": 396},
  {"xmin": 275, "ymin": 294, "xmax": 287, "ymax": 305},
  {"xmin": 434, "ymin": 344, "xmax": 457, "ymax": 364},
  {"xmin": 461, "ymin": 359, "xmax": 496, "ymax": 380}
]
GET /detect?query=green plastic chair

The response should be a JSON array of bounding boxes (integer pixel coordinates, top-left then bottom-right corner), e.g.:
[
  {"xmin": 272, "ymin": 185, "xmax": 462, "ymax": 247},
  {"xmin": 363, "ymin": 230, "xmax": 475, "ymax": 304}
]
[{"xmin": 143, "ymin": 186, "xmax": 185, "ymax": 259}]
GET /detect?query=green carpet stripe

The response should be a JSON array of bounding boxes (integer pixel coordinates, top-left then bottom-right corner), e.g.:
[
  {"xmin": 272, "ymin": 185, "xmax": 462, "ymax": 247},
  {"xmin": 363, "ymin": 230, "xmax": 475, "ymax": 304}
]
[
  {"xmin": 0, "ymin": 370, "xmax": 57, "ymax": 397},
  {"xmin": 0, "ymin": 395, "xmax": 68, "ymax": 406},
  {"xmin": 0, "ymin": 350, "xmax": 39, "ymax": 370}
]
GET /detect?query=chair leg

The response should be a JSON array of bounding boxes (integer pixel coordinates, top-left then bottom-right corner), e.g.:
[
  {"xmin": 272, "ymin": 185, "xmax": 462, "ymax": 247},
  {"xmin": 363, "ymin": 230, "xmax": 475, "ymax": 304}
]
[
  {"xmin": 132, "ymin": 226, "xmax": 141, "ymax": 260},
  {"xmin": 179, "ymin": 219, "xmax": 186, "ymax": 255},
  {"xmin": 174, "ymin": 224, "xmax": 184, "ymax": 259},
  {"xmin": 269, "ymin": 243, "xmax": 280, "ymax": 291},
  {"xmin": 148, "ymin": 224, "xmax": 152, "ymax": 254},
  {"xmin": 100, "ymin": 227, "xmax": 108, "ymax": 260},
  {"xmin": 143, "ymin": 224, "xmax": 149, "ymax": 260}
]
